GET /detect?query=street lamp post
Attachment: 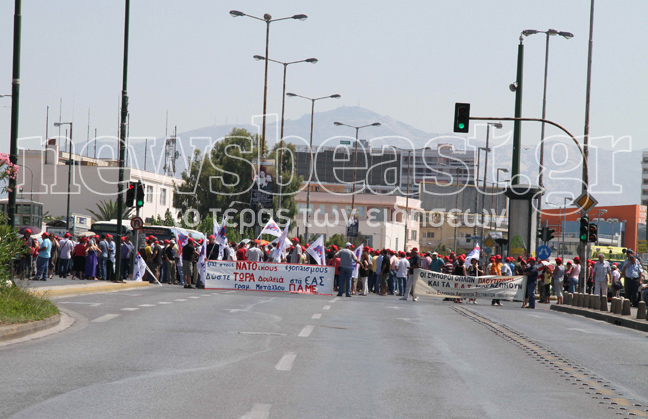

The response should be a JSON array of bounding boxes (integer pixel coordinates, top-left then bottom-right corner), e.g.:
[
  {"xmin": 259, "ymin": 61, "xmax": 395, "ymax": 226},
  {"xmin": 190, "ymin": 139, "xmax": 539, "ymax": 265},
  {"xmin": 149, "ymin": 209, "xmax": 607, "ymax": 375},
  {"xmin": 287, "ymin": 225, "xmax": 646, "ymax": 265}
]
[
  {"xmin": 333, "ymin": 121, "xmax": 381, "ymax": 219},
  {"xmin": 230, "ymin": 10, "xmax": 307, "ymax": 157},
  {"xmin": 7, "ymin": 0, "xmax": 22, "ymax": 228},
  {"xmin": 479, "ymin": 123, "xmax": 502, "ymax": 243},
  {"xmin": 596, "ymin": 209, "xmax": 607, "ymax": 245},
  {"xmin": 54, "ymin": 122, "xmax": 73, "ymax": 234},
  {"xmin": 15, "ymin": 163, "xmax": 32, "ymax": 202},
  {"xmin": 286, "ymin": 92, "xmax": 341, "ymax": 241},
  {"xmin": 562, "ymin": 197, "xmax": 570, "ymax": 258},
  {"xmin": 253, "ymin": 55, "xmax": 317, "ymax": 214},
  {"xmin": 523, "ymin": 29, "xmax": 574, "ymax": 252},
  {"xmin": 494, "ymin": 168, "xmax": 509, "ymax": 232}
]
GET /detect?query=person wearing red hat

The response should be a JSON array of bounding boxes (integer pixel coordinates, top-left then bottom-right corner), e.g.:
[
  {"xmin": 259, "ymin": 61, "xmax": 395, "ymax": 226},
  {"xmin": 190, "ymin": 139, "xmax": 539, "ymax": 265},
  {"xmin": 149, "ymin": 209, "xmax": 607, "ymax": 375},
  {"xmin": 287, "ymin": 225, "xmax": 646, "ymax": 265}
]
[
  {"xmin": 289, "ymin": 237, "xmax": 302, "ymax": 264},
  {"xmin": 566, "ymin": 257, "xmax": 581, "ymax": 294},
  {"xmin": 395, "ymin": 251, "xmax": 409, "ymax": 296},
  {"xmin": 57, "ymin": 232, "xmax": 74, "ymax": 278},
  {"xmin": 245, "ymin": 240, "xmax": 263, "ymax": 262},
  {"xmin": 181, "ymin": 238, "xmax": 199, "ymax": 288},
  {"xmin": 553, "ymin": 257, "xmax": 565, "ymax": 305},
  {"xmin": 71, "ymin": 238, "xmax": 88, "ymax": 280},
  {"xmin": 489, "ymin": 255, "xmax": 503, "ymax": 306},
  {"xmin": 97, "ymin": 234, "xmax": 109, "ymax": 280},
  {"xmin": 47, "ymin": 233, "xmax": 60, "ymax": 280}
]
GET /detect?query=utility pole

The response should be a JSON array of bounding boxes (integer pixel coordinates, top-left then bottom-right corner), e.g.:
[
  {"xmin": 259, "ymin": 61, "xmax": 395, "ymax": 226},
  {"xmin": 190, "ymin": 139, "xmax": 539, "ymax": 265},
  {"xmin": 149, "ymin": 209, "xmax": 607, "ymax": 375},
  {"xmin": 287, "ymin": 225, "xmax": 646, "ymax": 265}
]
[{"xmin": 7, "ymin": 0, "xmax": 22, "ymax": 228}]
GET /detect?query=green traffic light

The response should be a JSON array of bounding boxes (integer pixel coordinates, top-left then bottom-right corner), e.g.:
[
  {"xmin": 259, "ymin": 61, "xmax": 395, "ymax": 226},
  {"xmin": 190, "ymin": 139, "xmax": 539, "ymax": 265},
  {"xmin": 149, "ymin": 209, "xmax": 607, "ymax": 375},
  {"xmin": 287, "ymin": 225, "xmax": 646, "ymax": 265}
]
[{"xmin": 458, "ymin": 123, "xmax": 465, "ymax": 129}]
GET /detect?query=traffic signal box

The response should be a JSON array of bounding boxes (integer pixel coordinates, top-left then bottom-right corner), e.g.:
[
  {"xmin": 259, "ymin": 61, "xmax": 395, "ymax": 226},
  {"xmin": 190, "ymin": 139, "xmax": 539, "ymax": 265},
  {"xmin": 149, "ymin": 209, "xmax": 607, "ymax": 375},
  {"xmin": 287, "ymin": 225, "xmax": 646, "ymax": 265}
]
[
  {"xmin": 136, "ymin": 182, "xmax": 145, "ymax": 208},
  {"xmin": 125, "ymin": 182, "xmax": 136, "ymax": 207},
  {"xmin": 454, "ymin": 103, "xmax": 470, "ymax": 133},
  {"xmin": 588, "ymin": 223, "xmax": 598, "ymax": 243},
  {"xmin": 579, "ymin": 216, "xmax": 589, "ymax": 243}
]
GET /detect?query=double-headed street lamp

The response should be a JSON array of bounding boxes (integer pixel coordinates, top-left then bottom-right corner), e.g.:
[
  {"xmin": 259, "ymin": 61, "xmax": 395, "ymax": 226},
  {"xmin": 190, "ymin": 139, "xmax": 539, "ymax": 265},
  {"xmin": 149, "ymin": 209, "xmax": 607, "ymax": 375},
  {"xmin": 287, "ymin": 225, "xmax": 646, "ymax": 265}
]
[
  {"xmin": 54, "ymin": 121, "xmax": 73, "ymax": 234},
  {"xmin": 523, "ymin": 28, "xmax": 574, "ymax": 251},
  {"xmin": 253, "ymin": 55, "xmax": 317, "ymax": 213},
  {"xmin": 333, "ymin": 121, "xmax": 381, "ymax": 219},
  {"xmin": 286, "ymin": 92, "xmax": 341, "ymax": 241},
  {"xmin": 230, "ymin": 10, "xmax": 307, "ymax": 157}
]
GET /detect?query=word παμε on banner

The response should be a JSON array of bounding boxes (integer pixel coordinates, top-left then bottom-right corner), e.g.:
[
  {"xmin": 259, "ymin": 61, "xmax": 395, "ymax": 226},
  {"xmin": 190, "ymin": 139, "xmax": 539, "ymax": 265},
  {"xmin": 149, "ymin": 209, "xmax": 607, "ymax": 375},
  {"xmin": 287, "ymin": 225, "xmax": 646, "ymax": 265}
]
[
  {"xmin": 205, "ymin": 260, "xmax": 334, "ymax": 295},
  {"xmin": 414, "ymin": 269, "xmax": 527, "ymax": 301}
]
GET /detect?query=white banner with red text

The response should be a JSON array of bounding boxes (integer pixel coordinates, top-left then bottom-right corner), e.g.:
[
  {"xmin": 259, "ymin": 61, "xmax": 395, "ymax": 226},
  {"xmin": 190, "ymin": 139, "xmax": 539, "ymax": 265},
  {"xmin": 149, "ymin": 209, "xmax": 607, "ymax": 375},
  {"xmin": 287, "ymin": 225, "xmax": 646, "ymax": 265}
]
[
  {"xmin": 205, "ymin": 260, "xmax": 334, "ymax": 295},
  {"xmin": 414, "ymin": 269, "xmax": 527, "ymax": 301}
]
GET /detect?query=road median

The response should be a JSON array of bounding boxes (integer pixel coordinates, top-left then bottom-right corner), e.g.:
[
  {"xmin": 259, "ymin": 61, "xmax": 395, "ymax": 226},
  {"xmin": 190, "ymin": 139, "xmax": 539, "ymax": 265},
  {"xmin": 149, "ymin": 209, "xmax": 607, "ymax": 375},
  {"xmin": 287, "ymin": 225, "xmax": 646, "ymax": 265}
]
[
  {"xmin": 550, "ymin": 304, "xmax": 648, "ymax": 333},
  {"xmin": 28, "ymin": 281, "xmax": 151, "ymax": 299}
]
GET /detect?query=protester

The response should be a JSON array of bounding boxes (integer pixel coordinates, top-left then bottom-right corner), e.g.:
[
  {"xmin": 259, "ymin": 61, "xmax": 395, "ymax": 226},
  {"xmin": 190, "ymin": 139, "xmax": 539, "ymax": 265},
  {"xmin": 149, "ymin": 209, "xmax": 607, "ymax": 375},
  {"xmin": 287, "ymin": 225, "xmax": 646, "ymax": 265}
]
[
  {"xmin": 335, "ymin": 243, "xmax": 361, "ymax": 297},
  {"xmin": 379, "ymin": 249, "xmax": 391, "ymax": 296},
  {"xmin": 396, "ymin": 251, "xmax": 409, "ymax": 297},
  {"xmin": 19, "ymin": 229, "xmax": 36, "ymax": 279},
  {"xmin": 489, "ymin": 255, "xmax": 502, "ymax": 306},
  {"xmin": 429, "ymin": 252, "xmax": 444, "ymax": 273},
  {"xmin": 48, "ymin": 235, "xmax": 59, "ymax": 280},
  {"xmin": 592, "ymin": 253, "xmax": 611, "ymax": 299},
  {"xmin": 401, "ymin": 248, "xmax": 421, "ymax": 302},
  {"xmin": 84, "ymin": 236, "xmax": 100, "ymax": 280},
  {"xmin": 121, "ymin": 236, "xmax": 135, "ymax": 280},
  {"xmin": 523, "ymin": 257, "xmax": 538, "ymax": 309},
  {"xmin": 34, "ymin": 232, "xmax": 52, "ymax": 281},
  {"xmin": 611, "ymin": 264, "xmax": 622, "ymax": 297},
  {"xmin": 58, "ymin": 232, "xmax": 74, "ymax": 278},
  {"xmin": 553, "ymin": 258, "xmax": 565, "ymax": 305},
  {"xmin": 71, "ymin": 238, "xmax": 87, "ymax": 280},
  {"xmin": 246, "ymin": 240, "xmax": 264, "ymax": 262},
  {"xmin": 621, "ymin": 251, "xmax": 643, "ymax": 307},
  {"xmin": 467, "ymin": 257, "xmax": 484, "ymax": 304},
  {"xmin": 358, "ymin": 248, "xmax": 371, "ymax": 296},
  {"xmin": 182, "ymin": 238, "xmax": 199, "ymax": 289},
  {"xmin": 568, "ymin": 257, "xmax": 581, "ymax": 293}
]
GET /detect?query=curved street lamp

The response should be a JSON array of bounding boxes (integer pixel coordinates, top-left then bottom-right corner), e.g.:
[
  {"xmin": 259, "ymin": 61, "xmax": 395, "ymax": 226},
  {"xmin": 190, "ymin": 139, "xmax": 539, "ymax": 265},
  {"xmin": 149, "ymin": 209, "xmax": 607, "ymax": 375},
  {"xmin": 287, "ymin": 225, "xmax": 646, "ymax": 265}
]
[
  {"xmin": 253, "ymin": 55, "xmax": 318, "ymax": 214},
  {"xmin": 286, "ymin": 92, "xmax": 341, "ymax": 241},
  {"xmin": 333, "ymin": 121, "xmax": 381, "ymax": 225},
  {"xmin": 230, "ymin": 11, "xmax": 307, "ymax": 156}
]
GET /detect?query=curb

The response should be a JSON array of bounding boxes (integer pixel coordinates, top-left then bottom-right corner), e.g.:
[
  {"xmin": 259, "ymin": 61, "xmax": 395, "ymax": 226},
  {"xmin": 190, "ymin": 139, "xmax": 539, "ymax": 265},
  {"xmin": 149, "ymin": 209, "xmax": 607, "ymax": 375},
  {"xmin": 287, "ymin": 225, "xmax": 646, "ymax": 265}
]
[
  {"xmin": 0, "ymin": 313, "xmax": 61, "ymax": 342},
  {"xmin": 550, "ymin": 304, "xmax": 648, "ymax": 333},
  {"xmin": 28, "ymin": 281, "xmax": 151, "ymax": 299}
]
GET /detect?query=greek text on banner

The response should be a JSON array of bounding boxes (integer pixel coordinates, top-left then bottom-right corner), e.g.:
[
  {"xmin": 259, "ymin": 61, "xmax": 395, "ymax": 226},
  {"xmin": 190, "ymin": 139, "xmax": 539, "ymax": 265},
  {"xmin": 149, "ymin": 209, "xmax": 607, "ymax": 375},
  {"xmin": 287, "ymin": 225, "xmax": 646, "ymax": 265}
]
[
  {"xmin": 414, "ymin": 269, "xmax": 527, "ymax": 301},
  {"xmin": 205, "ymin": 260, "xmax": 334, "ymax": 295}
]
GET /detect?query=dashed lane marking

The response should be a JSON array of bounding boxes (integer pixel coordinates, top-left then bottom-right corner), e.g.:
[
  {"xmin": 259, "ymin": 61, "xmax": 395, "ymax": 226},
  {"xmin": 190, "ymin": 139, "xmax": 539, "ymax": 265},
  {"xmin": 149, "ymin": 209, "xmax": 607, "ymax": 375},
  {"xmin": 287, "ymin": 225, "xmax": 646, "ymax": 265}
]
[
  {"xmin": 175, "ymin": 299, "xmax": 187, "ymax": 302},
  {"xmin": 120, "ymin": 308, "xmax": 139, "ymax": 311},
  {"xmin": 312, "ymin": 314, "xmax": 322, "ymax": 319},
  {"xmin": 189, "ymin": 296, "xmax": 201, "ymax": 299},
  {"xmin": 275, "ymin": 353, "xmax": 297, "ymax": 371},
  {"xmin": 158, "ymin": 302, "xmax": 172, "ymax": 305},
  {"xmin": 222, "ymin": 291, "xmax": 236, "ymax": 294},
  {"xmin": 240, "ymin": 403, "xmax": 271, "ymax": 419},
  {"xmin": 139, "ymin": 304, "xmax": 155, "ymax": 307},
  {"xmin": 91, "ymin": 314, "xmax": 120, "ymax": 323},
  {"xmin": 328, "ymin": 297, "xmax": 340, "ymax": 303},
  {"xmin": 59, "ymin": 302, "xmax": 103, "ymax": 307},
  {"xmin": 323, "ymin": 305, "xmax": 331, "ymax": 310},
  {"xmin": 298, "ymin": 325, "xmax": 314, "ymax": 338}
]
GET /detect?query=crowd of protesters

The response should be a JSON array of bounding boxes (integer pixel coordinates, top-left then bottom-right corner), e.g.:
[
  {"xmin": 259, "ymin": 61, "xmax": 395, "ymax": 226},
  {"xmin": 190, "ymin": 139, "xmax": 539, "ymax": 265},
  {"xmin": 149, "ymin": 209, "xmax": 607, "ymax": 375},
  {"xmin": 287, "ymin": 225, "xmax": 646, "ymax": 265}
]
[{"xmin": 16, "ymin": 227, "xmax": 647, "ymax": 305}]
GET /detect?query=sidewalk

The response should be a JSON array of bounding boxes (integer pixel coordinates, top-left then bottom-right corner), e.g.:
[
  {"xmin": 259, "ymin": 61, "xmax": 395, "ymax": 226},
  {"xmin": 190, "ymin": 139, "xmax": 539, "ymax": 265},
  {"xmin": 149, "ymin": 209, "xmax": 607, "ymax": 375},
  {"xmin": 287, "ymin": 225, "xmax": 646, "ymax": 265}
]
[
  {"xmin": 551, "ymin": 302, "xmax": 648, "ymax": 333},
  {"xmin": 13, "ymin": 276, "xmax": 151, "ymax": 299}
]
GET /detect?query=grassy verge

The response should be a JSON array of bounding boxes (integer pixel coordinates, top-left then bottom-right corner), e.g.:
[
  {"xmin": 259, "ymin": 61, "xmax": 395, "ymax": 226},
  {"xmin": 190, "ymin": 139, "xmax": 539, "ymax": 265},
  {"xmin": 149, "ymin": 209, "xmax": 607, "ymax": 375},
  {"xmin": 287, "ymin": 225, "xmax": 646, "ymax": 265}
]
[{"xmin": 0, "ymin": 285, "xmax": 60, "ymax": 325}]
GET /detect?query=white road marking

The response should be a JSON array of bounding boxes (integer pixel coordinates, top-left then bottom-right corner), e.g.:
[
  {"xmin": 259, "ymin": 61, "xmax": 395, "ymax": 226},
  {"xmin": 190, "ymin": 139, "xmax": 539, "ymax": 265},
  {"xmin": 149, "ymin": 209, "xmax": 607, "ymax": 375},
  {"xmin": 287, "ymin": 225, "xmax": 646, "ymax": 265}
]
[
  {"xmin": 275, "ymin": 353, "xmax": 297, "ymax": 371},
  {"xmin": 59, "ymin": 302, "xmax": 102, "ymax": 307},
  {"xmin": 222, "ymin": 290, "xmax": 235, "ymax": 294},
  {"xmin": 124, "ymin": 293, "xmax": 142, "ymax": 297},
  {"xmin": 298, "ymin": 325, "xmax": 315, "ymax": 337},
  {"xmin": 387, "ymin": 306, "xmax": 401, "ymax": 310},
  {"xmin": 120, "ymin": 308, "xmax": 139, "ymax": 311},
  {"xmin": 158, "ymin": 302, "xmax": 172, "ymax": 305},
  {"xmin": 311, "ymin": 313, "xmax": 322, "ymax": 319},
  {"xmin": 397, "ymin": 318, "xmax": 412, "ymax": 321},
  {"xmin": 328, "ymin": 297, "xmax": 340, "ymax": 303},
  {"xmin": 240, "ymin": 403, "xmax": 271, "ymax": 419},
  {"xmin": 211, "ymin": 293, "xmax": 219, "ymax": 295},
  {"xmin": 568, "ymin": 328, "xmax": 595, "ymax": 334},
  {"xmin": 189, "ymin": 296, "xmax": 201, "ymax": 299},
  {"xmin": 323, "ymin": 305, "xmax": 331, "ymax": 310},
  {"xmin": 91, "ymin": 314, "xmax": 120, "ymax": 323},
  {"xmin": 139, "ymin": 304, "xmax": 155, "ymax": 307},
  {"xmin": 529, "ymin": 314, "xmax": 547, "ymax": 319},
  {"xmin": 175, "ymin": 299, "xmax": 187, "ymax": 302}
]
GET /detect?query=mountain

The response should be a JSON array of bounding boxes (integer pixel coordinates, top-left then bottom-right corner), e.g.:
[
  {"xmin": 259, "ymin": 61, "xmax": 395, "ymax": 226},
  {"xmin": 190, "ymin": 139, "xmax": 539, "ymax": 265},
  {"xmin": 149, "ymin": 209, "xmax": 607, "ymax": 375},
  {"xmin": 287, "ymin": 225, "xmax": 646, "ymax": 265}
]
[{"xmin": 89, "ymin": 106, "xmax": 640, "ymax": 207}]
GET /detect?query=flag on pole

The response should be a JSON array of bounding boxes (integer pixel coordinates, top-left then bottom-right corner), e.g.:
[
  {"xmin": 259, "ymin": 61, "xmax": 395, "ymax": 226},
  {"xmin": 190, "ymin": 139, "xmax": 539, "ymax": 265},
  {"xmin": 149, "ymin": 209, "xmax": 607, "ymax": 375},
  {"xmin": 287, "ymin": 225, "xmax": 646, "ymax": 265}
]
[
  {"xmin": 133, "ymin": 252, "xmax": 146, "ymax": 282},
  {"xmin": 259, "ymin": 218, "xmax": 283, "ymax": 238},
  {"xmin": 306, "ymin": 235, "xmax": 326, "ymax": 266},
  {"xmin": 213, "ymin": 216, "xmax": 219, "ymax": 237},
  {"xmin": 271, "ymin": 222, "xmax": 291, "ymax": 261},
  {"xmin": 198, "ymin": 242, "xmax": 207, "ymax": 286},
  {"xmin": 352, "ymin": 243, "xmax": 364, "ymax": 278},
  {"xmin": 175, "ymin": 229, "xmax": 189, "ymax": 267},
  {"xmin": 464, "ymin": 245, "xmax": 481, "ymax": 268}
]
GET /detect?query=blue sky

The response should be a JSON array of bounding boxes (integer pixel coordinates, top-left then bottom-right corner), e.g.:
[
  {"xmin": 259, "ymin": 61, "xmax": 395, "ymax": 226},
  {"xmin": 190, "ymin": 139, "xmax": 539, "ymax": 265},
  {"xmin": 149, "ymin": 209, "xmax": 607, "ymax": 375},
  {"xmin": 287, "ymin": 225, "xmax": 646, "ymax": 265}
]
[{"xmin": 1, "ymin": 0, "xmax": 647, "ymax": 151}]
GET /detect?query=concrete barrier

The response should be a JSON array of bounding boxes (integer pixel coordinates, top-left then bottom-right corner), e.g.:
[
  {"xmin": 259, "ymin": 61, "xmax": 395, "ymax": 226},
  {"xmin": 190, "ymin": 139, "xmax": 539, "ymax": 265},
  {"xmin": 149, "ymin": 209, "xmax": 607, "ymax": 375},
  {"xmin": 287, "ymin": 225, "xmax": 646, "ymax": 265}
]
[
  {"xmin": 588, "ymin": 294, "xmax": 594, "ymax": 309},
  {"xmin": 564, "ymin": 292, "xmax": 572, "ymax": 305},
  {"xmin": 577, "ymin": 293, "xmax": 584, "ymax": 307},
  {"xmin": 622, "ymin": 299, "xmax": 632, "ymax": 316},
  {"xmin": 637, "ymin": 301, "xmax": 647, "ymax": 320},
  {"xmin": 612, "ymin": 298, "xmax": 622, "ymax": 314},
  {"xmin": 592, "ymin": 295, "xmax": 601, "ymax": 310},
  {"xmin": 600, "ymin": 296, "xmax": 608, "ymax": 312},
  {"xmin": 583, "ymin": 294, "xmax": 590, "ymax": 308}
]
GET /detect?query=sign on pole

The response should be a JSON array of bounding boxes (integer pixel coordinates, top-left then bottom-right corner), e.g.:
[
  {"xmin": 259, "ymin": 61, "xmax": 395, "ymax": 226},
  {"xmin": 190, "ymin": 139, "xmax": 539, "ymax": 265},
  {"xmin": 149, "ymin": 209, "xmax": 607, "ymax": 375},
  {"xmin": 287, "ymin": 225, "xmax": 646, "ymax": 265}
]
[
  {"xmin": 573, "ymin": 192, "xmax": 598, "ymax": 214},
  {"xmin": 537, "ymin": 245, "xmax": 551, "ymax": 260},
  {"xmin": 130, "ymin": 216, "xmax": 143, "ymax": 230}
]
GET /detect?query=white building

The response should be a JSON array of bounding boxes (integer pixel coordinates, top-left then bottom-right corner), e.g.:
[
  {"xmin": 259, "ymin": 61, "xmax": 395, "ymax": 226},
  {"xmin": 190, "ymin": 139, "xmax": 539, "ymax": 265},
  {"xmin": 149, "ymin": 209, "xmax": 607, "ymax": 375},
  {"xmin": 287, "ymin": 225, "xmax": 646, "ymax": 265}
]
[
  {"xmin": 294, "ymin": 190, "xmax": 422, "ymax": 251},
  {"xmin": 17, "ymin": 141, "xmax": 183, "ymax": 224}
]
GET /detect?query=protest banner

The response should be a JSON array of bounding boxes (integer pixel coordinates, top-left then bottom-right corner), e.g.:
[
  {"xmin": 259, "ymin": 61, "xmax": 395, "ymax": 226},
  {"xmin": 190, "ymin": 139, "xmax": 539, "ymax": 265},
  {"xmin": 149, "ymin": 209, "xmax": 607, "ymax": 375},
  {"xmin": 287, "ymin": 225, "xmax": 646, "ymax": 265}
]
[
  {"xmin": 205, "ymin": 260, "xmax": 334, "ymax": 295},
  {"xmin": 414, "ymin": 269, "xmax": 527, "ymax": 301}
]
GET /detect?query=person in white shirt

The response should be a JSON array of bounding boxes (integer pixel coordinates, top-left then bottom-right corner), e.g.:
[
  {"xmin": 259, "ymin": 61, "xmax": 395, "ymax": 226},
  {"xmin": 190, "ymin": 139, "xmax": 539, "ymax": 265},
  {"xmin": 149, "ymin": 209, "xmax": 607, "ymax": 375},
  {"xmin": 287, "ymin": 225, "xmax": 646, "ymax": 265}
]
[
  {"xmin": 396, "ymin": 252, "xmax": 410, "ymax": 296},
  {"xmin": 592, "ymin": 253, "xmax": 611, "ymax": 298},
  {"xmin": 610, "ymin": 263, "xmax": 622, "ymax": 297},
  {"xmin": 245, "ymin": 241, "xmax": 264, "ymax": 262},
  {"xmin": 57, "ymin": 233, "xmax": 74, "ymax": 278}
]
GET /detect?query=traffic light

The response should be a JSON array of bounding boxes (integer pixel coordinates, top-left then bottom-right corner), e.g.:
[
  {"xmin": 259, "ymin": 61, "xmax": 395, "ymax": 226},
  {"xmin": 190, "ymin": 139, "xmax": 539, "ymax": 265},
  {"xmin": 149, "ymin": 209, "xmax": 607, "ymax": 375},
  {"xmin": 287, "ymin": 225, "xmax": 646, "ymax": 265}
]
[
  {"xmin": 537, "ymin": 227, "xmax": 544, "ymax": 241},
  {"xmin": 453, "ymin": 103, "xmax": 470, "ymax": 133},
  {"xmin": 136, "ymin": 182, "xmax": 145, "ymax": 208},
  {"xmin": 546, "ymin": 227, "xmax": 556, "ymax": 242},
  {"xmin": 125, "ymin": 182, "xmax": 136, "ymax": 207},
  {"xmin": 588, "ymin": 223, "xmax": 598, "ymax": 243},
  {"xmin": 579, "ymin": 216, "xmax": 589, "ymax": 243}
]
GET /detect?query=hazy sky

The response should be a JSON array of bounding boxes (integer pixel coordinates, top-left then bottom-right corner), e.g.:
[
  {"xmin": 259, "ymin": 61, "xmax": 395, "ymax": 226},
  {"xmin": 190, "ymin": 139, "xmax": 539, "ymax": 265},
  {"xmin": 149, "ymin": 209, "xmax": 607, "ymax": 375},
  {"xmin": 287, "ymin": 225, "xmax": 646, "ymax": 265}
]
[{"xmin": 1, "ymin": 0, "xmax": 647, "ymax": 151}]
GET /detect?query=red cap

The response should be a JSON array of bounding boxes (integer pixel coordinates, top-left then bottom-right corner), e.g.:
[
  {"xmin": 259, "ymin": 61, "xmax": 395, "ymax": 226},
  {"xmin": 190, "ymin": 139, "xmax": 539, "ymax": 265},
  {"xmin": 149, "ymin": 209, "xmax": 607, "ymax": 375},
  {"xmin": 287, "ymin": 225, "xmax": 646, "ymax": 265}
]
[
  {"xmin": 555, "ymin": 257, "xmax": 563, "ymax": 264},
  {"xmin": 154, "ymin": 241, "xmax": 159, "ymax": 245},
  {"xmin": 496, "ymin": 255, "xmax": 502, "ymax": 260},
  {"xmin": 208, "ymin": 235, "xmax": 215, "ymax": 239},
  {"xmin": 106, "ymin": 234, "xmax": 113, "ymax": 239},
  {"xmin": 188, "ymin": 238, "xmax": 195, "ymax": 243},
  {"xmin": 24, "ymin": 229, "xmax": 32, "ymax": 234},
  {"xmin": 290, "ymin": 246, "xmax": 294, "ymax": 250},
  {"xmin": 164, "ymin": 239, "xmax": 170, "ymax": 244},
  {"xmin": 305, "ymin": 243, "xmax": 309, "ymax": 248},
  {"xmin": 411, "ymin": 247, "xmax": 418, "ymax": 252},
  {"xmin": 64, "ymin": 232, "xmax": 71, "ymax": 238},
  {"xmin": 198, "ymin": 239, "xmax": 204, "ymax": 244},
  {"xmin": 527, "ymin": 257, "xmax": 536, "ymax": 263},
  {"xmin": 42, "ymin": 232, "xmax": 49, "ymax": 237},
  {"xmin": 573, "ymin": 256, "xmax": 581, "ymax": 263},
  {"xmin": 292, "ymin": 237, "xmax": 299, "ymax": 242}
]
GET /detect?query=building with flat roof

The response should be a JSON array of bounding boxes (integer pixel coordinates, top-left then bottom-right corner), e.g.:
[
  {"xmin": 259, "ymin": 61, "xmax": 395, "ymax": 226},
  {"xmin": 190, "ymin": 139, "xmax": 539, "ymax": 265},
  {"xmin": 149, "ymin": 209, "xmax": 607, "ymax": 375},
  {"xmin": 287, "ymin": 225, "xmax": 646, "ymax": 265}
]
[
  {"xmin": 293, "ymin": 191, "xmax": 421, "ymax": 251},
  {"xmin": 17, "ymin": 141, "xmax": 183, "ymax": 225}
]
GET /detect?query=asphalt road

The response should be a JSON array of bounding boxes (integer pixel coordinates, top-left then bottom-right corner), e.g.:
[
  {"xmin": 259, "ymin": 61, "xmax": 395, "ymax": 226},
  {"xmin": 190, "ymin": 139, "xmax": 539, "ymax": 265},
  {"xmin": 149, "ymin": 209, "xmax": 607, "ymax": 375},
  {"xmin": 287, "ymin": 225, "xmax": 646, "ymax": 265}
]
[{"xmin": 2, "ymin": 287, "xmax": 647, "ymax": 419}]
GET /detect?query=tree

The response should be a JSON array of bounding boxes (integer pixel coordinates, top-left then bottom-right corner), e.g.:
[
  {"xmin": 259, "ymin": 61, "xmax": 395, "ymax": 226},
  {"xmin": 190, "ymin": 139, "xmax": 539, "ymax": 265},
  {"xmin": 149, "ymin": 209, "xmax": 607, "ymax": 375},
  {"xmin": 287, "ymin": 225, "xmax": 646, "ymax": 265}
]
[
  {"xmin": 326, "ymin": 234, "xmax": 346, "ymax": 249},
  {"xmin": 173, "ymin": 128, "xmax": 301, "ymax": 240},
  {"xmin": 86, "ymin": 199, "xmax": 134, "ymax": 221},
  {"xmin": 150, "ymin": 209, "xmax": 176, "ymax": 227},
  {"xmin": 0, "ymin": 214, "xmax": 24, "ymax": 286}
]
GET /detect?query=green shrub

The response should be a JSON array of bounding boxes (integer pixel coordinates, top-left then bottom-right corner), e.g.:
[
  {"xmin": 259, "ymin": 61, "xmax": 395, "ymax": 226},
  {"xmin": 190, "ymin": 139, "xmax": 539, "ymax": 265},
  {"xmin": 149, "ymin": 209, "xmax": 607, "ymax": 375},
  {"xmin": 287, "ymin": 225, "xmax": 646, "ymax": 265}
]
[{"xmin": 0, "ymin": 285, "xmax": 59, "ymax": 324}]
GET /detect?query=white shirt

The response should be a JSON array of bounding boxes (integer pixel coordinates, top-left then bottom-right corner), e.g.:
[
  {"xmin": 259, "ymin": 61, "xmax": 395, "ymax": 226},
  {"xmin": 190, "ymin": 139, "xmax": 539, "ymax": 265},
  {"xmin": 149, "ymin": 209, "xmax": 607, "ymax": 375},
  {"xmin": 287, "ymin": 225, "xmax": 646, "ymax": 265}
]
[
  {"xmin": 397, "ymin": 258, "xmax": 410, "ymax": 277},
  {"xmin": 593, "ymin": 260, "xmax": 611, "ymax": 282},
  {"xmin": 245, "ymin": 247, "xmax": 264, "ymax": 262},
  {"xmin": 501, "ymin": 262, "xmax": 512, "ymax": 276},
  {"xmin": 59, "ymin": 238, "xmax": 73, "ymax": 259},
  {"xmin": 611, "ymin": 269, "xmax": 621, "ymax": 283}
]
